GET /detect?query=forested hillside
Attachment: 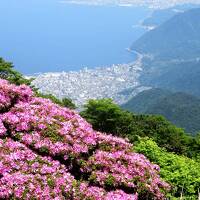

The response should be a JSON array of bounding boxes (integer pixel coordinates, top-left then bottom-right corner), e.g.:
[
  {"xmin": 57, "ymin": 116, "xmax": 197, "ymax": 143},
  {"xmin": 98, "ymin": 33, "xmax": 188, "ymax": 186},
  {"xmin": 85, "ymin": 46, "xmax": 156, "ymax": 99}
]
[
  {"xmin": 121, "ymin": 88, "xmax": 172, "ymax": 113},
  {"xmin": 122, "ymin": 88, "xmax": 200, "ymax": 135}
]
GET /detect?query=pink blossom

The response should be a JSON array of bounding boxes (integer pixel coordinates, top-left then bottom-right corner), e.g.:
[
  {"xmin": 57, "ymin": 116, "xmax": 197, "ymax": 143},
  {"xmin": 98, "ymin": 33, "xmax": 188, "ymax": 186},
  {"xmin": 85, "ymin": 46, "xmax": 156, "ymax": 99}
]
[{"xmin": 0, "ymin": 79, "xmax": 170, "ymax": 199}]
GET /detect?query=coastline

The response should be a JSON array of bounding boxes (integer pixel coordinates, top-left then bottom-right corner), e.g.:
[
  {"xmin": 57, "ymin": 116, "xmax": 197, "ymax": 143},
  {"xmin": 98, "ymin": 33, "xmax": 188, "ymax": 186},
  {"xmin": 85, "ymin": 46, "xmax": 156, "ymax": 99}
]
[{"xmin": 31, "ymin": 49, "xmax": 148, "ymax": 108}]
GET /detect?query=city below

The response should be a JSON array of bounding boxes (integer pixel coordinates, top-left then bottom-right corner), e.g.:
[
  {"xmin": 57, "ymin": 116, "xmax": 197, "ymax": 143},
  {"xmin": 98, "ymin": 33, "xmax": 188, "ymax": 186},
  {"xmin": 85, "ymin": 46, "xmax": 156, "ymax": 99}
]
[{"xmin": 32, "ymin": 53, "xmax": 151, "ymax": 107}]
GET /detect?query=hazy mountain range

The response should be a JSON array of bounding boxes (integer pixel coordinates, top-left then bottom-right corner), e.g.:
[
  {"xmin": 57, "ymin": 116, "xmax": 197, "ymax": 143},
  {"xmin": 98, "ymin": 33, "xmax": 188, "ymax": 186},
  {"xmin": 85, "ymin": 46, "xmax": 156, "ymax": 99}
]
[
  {"xmin": 62, "ymin": 0, "xmax": 200, "ymax": 8},
  {"xmin": 141, "ymin": 3, "xmax": 200, "ymax": 29},
  {"xmin": 131, "ymin": 7, "xmax": 200, "ymax": 97},
  {"xmin": 121, "ymin": 7, "xmax": 200, "ymax": 134},
  {"xmin": 132, "ymin": 8, "xmax": 200, "ymax": 60}
]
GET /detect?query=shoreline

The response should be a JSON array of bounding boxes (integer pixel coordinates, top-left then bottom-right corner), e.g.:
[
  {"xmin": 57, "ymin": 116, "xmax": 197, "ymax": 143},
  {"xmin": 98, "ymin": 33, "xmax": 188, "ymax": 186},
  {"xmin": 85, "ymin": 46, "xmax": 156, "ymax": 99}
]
[
  {"xmin": 31, "ymin": 49, "xmax": 146, "ymax": 107},
  {"xmin": 27, "ymin": 50, "xmax": 140, "ymax": 77}
]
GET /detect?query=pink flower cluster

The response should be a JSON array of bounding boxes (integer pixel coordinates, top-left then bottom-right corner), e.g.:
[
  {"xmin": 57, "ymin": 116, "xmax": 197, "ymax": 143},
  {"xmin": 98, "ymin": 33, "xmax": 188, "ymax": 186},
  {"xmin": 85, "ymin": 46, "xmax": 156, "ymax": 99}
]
[
  {"xmin": 0, "ymin": 138, "xmax": 139, "ymax": 200},
  {"xmin": 0, "ymin": 79, "xmax": 170, "ymax": 199}
]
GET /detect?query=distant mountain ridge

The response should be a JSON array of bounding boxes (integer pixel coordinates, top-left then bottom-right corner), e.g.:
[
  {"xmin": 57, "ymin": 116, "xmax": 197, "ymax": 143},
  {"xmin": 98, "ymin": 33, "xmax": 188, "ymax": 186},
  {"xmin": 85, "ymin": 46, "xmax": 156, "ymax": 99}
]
[
  {"xmin": 130, "ymin": 8, "xmax": 200, "ymax": 97},
  {"xmin": 132, "ymin": 8, "xmax": 200, "ymax": 61},
  {"xmin": 121, "ymin": 88, "xmax": 172, "ymax": 113},
  {"xmin": 122, "ymin": 88, "xmax": 200, "ymax": 135},
  {"xmin": 142, "ymin": 4, "xmax": 200, "ymax": 30}
]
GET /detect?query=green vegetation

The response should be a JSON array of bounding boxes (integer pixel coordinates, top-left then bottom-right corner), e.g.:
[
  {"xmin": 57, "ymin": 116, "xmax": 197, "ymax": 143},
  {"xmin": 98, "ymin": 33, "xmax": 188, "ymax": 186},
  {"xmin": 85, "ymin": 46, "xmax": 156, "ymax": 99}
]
[
  {"xmin": 81, "ymin": 99, "xmax": 200, "ymax": 157},
  {"xmin": 62, "ymin": 97, "xmax": 77, "ymax": 109},
  {"xmin": 1, "ymin": 58, "xmax": 200, "ymax": 199},
  {"xmin": 0, "ymin": 57, "xmax": 77, "ymax": 109},
  {"xmin": 121, "ymin": 88, "xmax": 172, "ymax": 113},
  {"xmin": 122, "ymin": 88, "xmax": 200, "ymax": 135},
  {"xmin": 131, "ymin": 8, "xmax": 200, "ymax": 101},
  {"xmin": 134, "ymin": 138, "xmax": 200, "ymax": 199},
  {"xmin": 36, "ymin": 93, "xmax": 76, "ymax": 109},
  {"xmin": 0, "ymin": 57, "xmax": 32, "ymax": 85},
  {"xmin": 81, "ymin": 99, "xmax": 200, "ymax": 198},
  {"xmin": 81, "ymin": 99, "xmax": 133, "ymax": 136},
  {"xmin": 142, "ymin": 59, "xmax": 200, "ymax": 97}
]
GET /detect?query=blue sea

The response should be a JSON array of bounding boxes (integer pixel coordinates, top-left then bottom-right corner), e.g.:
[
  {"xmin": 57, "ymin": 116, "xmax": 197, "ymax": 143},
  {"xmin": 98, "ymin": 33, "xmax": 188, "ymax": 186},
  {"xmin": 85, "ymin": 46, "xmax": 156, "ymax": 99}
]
[{"xmin": 0, "ymin": 0, "xmax": 150, "ymax": 74}]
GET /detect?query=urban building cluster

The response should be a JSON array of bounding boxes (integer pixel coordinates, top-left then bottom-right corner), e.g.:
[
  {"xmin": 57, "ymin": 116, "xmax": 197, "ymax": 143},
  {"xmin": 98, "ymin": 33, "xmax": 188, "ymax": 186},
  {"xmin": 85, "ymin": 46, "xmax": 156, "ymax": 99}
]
[{"xmin": 32, "ymin": 55, "xmax": 150, "ymax": 107}]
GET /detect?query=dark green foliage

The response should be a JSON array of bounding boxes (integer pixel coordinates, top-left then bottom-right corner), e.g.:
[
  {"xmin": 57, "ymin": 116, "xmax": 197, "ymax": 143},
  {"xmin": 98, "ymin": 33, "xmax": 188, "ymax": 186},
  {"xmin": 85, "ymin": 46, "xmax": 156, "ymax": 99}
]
[
  {"xmin": 41, "ymin": 124, "xmax": 64, "ymax": 143},
  {"xmin": 62, "ymin": 98, "xmax": 76, "ymax": 109},
  {"xmin": 105, "ymin": 175, "xmax": 115, "ymax": 188},
  {"xmin": 36, "ymin": 93, "xmax": 64, "ymax": 105},
  {"xmin": 80, "ymin": 99, "xmax": 133, "ymax": 136},
  {"xmin": 47, "ymin": 178, "xmax": 55, "ymax": 188},
  {"xmin": 81, "ymin": 99, "xmax": 198, "ymax": 156},
  {"xmin": 122, "ymin": 89, "xmax": 200, "ymax": 135},
  {"xmin": 39, "ymin": 146, "xmax": 49, "ymax": 154},
  {"xmin": 36, "ymin": 93, "xmax": 76, "ymax": 109},
  {"xmin": 129, "ymin": 114, "xmax": 192, "ymax": 155},
  {"xmin": 80, "ymin": 95, "xmax": 200, "ymax": 199},
  {"xmin": 151, "ymin": 60, "xmax": 200, "ymax": 97},
  {"xmin": 146, "ymin": 93, "xmax": 200, "ymax": 135},
  {"xmin": 190, "ymin": 133, "xmax": 200, "ymax": 160},
  {"xmin": 140, "ymin": 59, "xmax": 200, "ymax": 98},
  {"xmin": 121, "ymin": 88, "xmax": 172, "ymax": 113},
  {"xmin": 0, "ymin": 57, "xmax": 32, "ymax": 85}
]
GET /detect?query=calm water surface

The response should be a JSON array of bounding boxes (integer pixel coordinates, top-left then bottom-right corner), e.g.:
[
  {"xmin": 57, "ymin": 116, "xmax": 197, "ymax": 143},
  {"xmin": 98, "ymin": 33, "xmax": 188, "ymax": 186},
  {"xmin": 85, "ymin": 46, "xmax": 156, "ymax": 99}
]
[{"xmin": 0, "ymin": 0, "xmax": 150, "ymax": 74}]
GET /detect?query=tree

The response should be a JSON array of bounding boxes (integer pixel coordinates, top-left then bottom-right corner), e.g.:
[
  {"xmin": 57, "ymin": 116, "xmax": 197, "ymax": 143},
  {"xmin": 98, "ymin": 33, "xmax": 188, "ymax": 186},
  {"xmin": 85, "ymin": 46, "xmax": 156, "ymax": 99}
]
[
  {"xmin": 129, "ymin": 114, "xmax": 192, "ymax": 155},
  {"xmin": 80, "ymin": 99, "xmax": 133, "ymax": 136},
  {"xmin": 134, "ymin": 137, "xmax": 200, "ymax": 199},
  {"xmin": 62, "ymin": 97, "xmax": 76, "ymax": 109},
  {"xmin": 36, "ymin": 93, "xmax": 64, "ymax": 106},
  {"xmin": 36, "ymin": 93, "xmax": 76, "ymax": 109},
  {"xmin": 0, "ymin": 57, "xmax": 32, "ymax": 85},
  {"xmin": 189, "ymin": 133, "xmax": 200, "ymax": 160},
  {"xmin": 81, "ymin": 99, "xmax": 198, "ymax": 157}
]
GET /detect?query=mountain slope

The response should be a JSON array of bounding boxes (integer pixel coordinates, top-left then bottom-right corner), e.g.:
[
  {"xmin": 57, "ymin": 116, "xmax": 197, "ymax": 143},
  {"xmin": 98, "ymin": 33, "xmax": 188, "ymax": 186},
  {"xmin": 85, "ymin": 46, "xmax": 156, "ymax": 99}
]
[
  {"xmin": 132, "ymin": 8, "xmax": 200, "ymax": 61},
  {"xmin": 122, "ymin": 89, "xmax": 200, "ymax": 135},
  {"xmin": 130, "ymin": 8, "xmax": 200, "ymax": 97},
  {"xmin": 121, "ymin": 88, "xmax": 172, "ymax": 113},
  {"xmin": 147, "ymin": 60, "xmax": 200, "ymax": 96},
  {"xmin": 142, "ymin": 4, "xmax": 200, "ymax": 28}
]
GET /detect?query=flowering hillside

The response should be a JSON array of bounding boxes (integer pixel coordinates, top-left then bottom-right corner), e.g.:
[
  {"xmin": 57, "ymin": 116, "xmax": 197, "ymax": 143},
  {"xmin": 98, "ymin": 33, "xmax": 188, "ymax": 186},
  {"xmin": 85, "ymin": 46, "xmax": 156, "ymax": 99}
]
[{"xmin": 0, "ymin": 79, "xmax": 169, "ymax": 199}]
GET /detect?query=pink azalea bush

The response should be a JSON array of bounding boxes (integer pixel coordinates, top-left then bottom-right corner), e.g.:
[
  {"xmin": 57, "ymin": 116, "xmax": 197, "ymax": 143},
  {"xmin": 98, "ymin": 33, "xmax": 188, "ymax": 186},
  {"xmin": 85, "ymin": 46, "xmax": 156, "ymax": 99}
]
[{"xmin": 0, "ymin": 79, "xmax": 170, "ymax": 199}]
